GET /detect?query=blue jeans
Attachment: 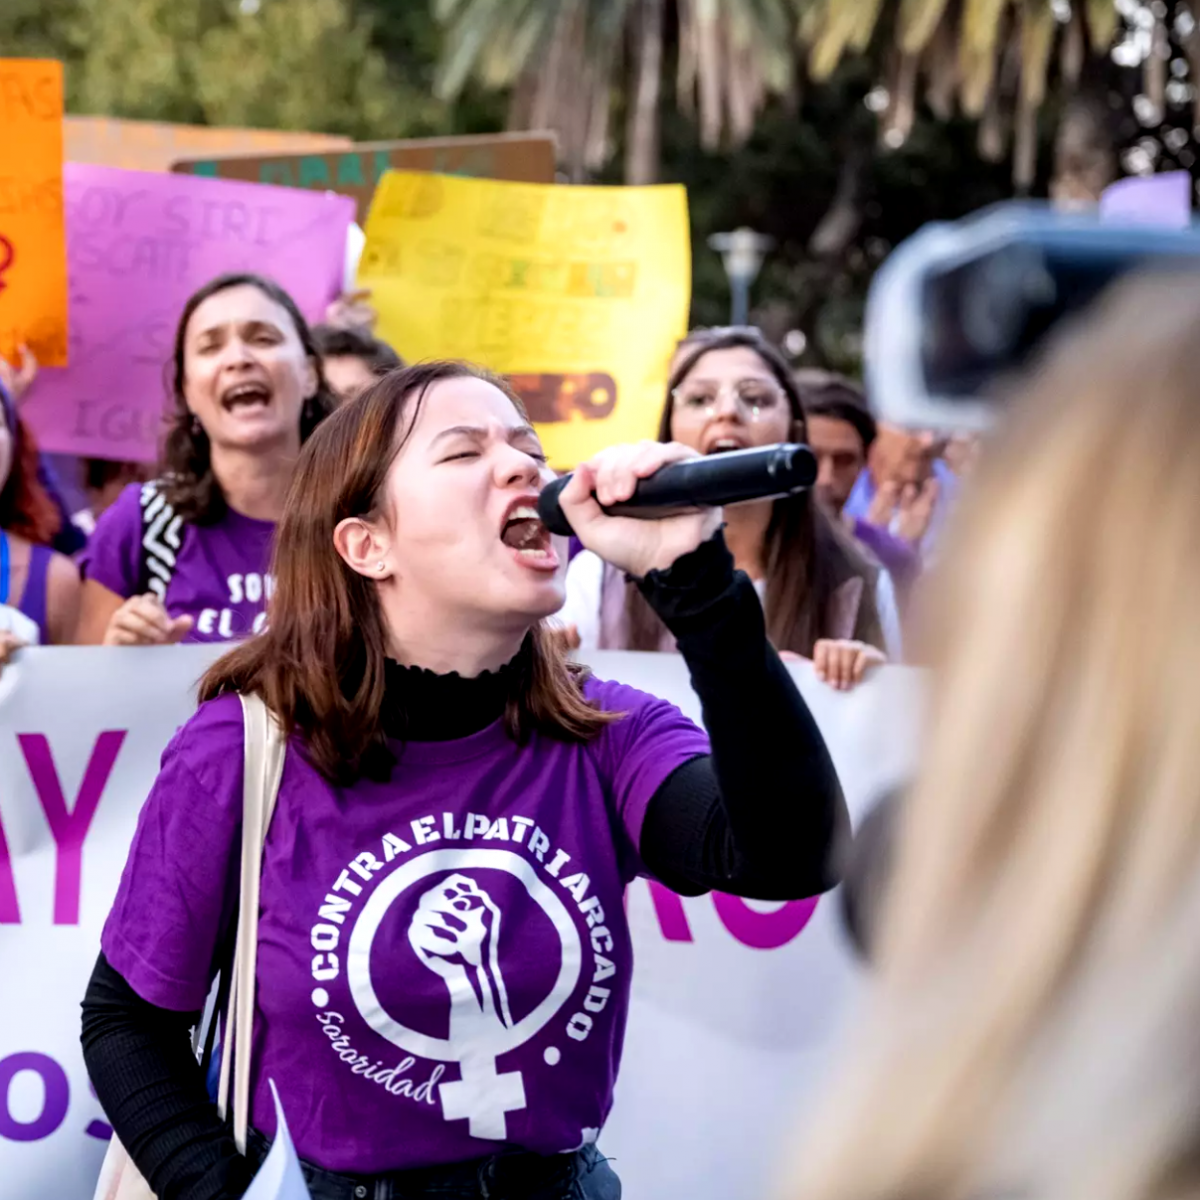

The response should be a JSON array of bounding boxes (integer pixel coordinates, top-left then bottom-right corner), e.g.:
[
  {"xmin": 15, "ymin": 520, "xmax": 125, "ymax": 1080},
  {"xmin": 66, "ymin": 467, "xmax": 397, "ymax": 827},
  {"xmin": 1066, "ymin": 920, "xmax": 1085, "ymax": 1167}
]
[{"xmin": 246, "ymin": 1130, "xmax": 621, "ymax": 1200}]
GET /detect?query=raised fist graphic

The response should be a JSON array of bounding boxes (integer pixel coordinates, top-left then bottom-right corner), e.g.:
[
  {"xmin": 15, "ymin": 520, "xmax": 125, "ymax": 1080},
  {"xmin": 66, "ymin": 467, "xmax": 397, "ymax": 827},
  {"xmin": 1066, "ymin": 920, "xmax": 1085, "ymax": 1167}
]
[{"xmin": 409, "ymin": 874, "xmax": 514, "ymax": 1038}]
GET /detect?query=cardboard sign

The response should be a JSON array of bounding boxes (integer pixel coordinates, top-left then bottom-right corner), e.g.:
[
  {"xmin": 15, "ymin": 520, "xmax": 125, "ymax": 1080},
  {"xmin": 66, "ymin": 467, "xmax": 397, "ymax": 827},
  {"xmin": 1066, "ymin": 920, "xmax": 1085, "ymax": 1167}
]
[
  {"xmin": 22, "ymin": 165, "xmax": 354, "ymax": 462},
  {"xmin": 359, "ymin": 172, "xmax": 691, "ymax": 467},
  {"xmin": 0, "ymin": 60, "xmax": 69, "ymax": 367},
  {"xmin": 64, "ymin": 116, "xmax": 350, "ymax": 173},
  {"xmin": 171, "ymin": 132, "xmax": 558, "ymax": 223}
]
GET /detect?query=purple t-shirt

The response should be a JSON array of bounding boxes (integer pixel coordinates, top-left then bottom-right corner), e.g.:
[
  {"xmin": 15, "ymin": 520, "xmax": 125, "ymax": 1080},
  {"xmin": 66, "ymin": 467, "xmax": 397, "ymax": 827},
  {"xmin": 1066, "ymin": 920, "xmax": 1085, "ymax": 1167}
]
[
  {"xmin": 851, "ymin": 518, "xmax": 919, "ymax": 597},
  {"xmin": 80, "ymin": 482, "xmax": 275, "ymax": 643},
  {"xmin": 102, "ymin": 679, "xmax": 709, "ymax": 1173}
]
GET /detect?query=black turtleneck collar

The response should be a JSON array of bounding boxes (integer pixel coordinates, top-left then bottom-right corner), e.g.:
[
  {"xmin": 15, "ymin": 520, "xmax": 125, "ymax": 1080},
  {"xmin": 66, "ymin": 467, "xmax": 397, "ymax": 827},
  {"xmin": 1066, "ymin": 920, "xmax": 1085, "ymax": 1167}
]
[{"xmin": 380, "ymin": 638, "xmax": 528, "ymax": 741}]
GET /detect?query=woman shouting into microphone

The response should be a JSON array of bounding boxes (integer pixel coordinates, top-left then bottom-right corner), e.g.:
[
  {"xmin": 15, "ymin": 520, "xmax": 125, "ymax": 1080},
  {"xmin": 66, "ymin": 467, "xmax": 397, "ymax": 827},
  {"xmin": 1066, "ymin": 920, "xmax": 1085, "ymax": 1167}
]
[{"xmin": 82, "ymin": 361, "xmax": 845, "ymax": 1200}]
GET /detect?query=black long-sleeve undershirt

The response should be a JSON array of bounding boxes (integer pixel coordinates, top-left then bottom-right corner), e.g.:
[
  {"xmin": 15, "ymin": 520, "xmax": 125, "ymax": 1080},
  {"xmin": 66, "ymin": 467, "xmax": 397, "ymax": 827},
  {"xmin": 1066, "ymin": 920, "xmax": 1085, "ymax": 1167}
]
[
  {"xmin": 82, "ymin": 530, "xmax": 846, "ymax": 1200},
  {"xmin": 636, "ymin": 532, "xmax": 847, "ymax": 898},
  {"xmin": 82, "ymin": 961, "xmax": 249, "ymax": 1200}
]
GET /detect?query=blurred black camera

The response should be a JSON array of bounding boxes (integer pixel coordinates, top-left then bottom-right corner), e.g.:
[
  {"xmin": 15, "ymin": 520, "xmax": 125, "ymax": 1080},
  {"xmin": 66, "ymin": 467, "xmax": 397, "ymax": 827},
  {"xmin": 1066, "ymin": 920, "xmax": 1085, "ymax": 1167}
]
[{"xmin": 864, "ymin": 203, "xmax": 1200, "ymax": 432}]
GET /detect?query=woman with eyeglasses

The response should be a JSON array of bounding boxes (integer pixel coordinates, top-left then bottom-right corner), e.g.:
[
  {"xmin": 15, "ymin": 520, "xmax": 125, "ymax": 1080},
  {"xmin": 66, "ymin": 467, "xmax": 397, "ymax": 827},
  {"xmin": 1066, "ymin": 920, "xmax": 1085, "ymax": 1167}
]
[{"xmin": 557, "ymin": 328, "xmax": 900, "ymax": 690}]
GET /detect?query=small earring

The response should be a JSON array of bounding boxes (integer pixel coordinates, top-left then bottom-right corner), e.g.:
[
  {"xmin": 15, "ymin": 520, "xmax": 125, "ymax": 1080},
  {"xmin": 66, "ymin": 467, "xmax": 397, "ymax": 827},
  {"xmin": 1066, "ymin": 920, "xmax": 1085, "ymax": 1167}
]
[{"xmin": 376, "ymin": 562, "xmax": 386, "ymax": 573}]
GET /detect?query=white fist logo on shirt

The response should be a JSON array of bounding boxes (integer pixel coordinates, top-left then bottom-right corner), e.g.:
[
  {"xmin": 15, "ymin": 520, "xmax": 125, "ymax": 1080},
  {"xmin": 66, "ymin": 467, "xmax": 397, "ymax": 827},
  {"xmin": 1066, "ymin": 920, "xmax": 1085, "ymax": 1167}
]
[{"xmin": 409, "ymin": 874, "xmax": 515, "ymax": 1035}]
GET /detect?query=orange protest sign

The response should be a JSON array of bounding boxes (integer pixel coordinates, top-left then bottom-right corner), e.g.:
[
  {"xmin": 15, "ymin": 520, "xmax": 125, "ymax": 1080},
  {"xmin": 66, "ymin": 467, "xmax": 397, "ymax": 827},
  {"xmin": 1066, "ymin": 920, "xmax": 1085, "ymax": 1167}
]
[{"xmin": 0, "ymin": 60, "xmax": 68, "ymax": 368}]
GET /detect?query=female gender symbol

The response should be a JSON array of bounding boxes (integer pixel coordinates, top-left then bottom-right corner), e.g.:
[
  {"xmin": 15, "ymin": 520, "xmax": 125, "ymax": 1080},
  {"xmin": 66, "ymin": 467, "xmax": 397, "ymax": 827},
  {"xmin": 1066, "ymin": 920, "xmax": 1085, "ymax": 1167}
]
[{"xmin": 0, "ymin": 237, "xmax": 13, "ymax": 295}]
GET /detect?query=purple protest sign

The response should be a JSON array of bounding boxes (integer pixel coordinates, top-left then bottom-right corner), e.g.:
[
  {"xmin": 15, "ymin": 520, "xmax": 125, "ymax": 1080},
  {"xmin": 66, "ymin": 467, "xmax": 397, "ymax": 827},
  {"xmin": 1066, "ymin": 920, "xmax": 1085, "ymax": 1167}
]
[
  {"xmin": 22, "ymin": 164, "xmax": 354, "ymax": 462},
  {"xmin": 1099, "ymin": 171, "xmax": 1193, "ymax": 229}
]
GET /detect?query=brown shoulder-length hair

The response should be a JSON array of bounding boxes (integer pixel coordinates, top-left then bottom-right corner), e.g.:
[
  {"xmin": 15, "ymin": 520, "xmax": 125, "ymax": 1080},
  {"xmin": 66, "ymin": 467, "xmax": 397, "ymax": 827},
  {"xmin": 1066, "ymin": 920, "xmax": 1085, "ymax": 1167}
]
[
  {"xmin": 201, "ymin": 360, "xmax": 617, "ymax": 785},
  {"xmin": 625, "ymin": 327, "xmax": 885, "ymax": 656},
  {"xmin": 159, "ymin": 273, "xmax": 338, "ymax": 524},
  {"xmin": 0, "ymin": 390, "xmax": 61, "ymax": 545}
]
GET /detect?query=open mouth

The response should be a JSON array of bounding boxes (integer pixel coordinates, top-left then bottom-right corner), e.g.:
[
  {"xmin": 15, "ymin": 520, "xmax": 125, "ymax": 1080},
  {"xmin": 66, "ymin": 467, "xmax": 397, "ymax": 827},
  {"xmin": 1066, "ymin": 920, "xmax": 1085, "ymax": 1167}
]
[
  {"xmin": 501, "ymin": 504, "xmax": 552, "ymax": 556},
  {"xmin": 499, "ymin": 497, "xmax": 559, "ymax": 573},
  {"xmin": 705, "ymin": 437, "xmax": 745, "ymax": 455},
  {"xmin": 220, "ymin": 382, "xmax": 272, "ymax": 411}
]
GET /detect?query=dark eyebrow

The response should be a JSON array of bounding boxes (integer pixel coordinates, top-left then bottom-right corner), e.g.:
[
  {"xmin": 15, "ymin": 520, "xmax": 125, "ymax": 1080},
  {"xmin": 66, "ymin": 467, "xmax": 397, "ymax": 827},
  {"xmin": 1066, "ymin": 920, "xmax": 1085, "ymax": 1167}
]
[
  {"xmin": 192, "ymin": 318, "xmax": 282, "ymax": 343},
  {"xmin": 430, "ymin": 423, "xmax": 541, "ymax": 447}
]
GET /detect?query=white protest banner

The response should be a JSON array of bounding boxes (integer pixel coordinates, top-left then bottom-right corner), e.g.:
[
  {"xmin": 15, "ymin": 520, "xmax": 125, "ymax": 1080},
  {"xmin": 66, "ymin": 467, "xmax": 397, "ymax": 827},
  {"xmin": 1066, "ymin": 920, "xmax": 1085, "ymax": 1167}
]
[{"xmin": 0, "ymin": 647, "xmax": 922, "ymax": 1200}]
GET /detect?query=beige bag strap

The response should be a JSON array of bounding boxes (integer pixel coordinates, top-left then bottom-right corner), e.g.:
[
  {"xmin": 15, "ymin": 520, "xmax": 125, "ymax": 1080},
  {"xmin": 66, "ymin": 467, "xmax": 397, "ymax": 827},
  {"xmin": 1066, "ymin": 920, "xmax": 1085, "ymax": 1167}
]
[{"xmin": 217, "ymin": 692, "xmax": 287, "ymax": 1155}]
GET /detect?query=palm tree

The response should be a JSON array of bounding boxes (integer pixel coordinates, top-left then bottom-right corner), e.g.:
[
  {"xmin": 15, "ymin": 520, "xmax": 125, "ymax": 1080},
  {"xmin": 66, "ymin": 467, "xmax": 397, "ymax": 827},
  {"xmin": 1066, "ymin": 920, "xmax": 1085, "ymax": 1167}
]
[
  {"xmin": 433, "ymin": 0, "xmax": 798, "ymax": 184},
  {"xmin": 798, "ymin": 1, "xmax": 1150, "ymax": 201}
]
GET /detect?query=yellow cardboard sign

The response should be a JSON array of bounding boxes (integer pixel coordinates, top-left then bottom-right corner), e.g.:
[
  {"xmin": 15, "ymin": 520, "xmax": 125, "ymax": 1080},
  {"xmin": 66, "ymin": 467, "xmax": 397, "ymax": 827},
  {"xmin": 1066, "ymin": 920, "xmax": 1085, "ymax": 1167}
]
[
  {"xmin": 359, "ymin": 172, "xmax": 691, "ymax": 466},
  {"xmin": 0, "ymin": 60, "xmax": 68, "ymax": 367}
]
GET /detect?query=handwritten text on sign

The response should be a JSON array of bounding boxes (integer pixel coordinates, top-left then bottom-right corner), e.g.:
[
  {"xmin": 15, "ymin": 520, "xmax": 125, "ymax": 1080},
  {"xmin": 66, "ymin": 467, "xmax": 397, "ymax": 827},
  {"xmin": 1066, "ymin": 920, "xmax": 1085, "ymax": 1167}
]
[
  {"xmin": 21, "ymin": 165, "xmax": 354, "ymax": 462},
  {"xmin": 359, "ymin": 173, "xmax": 691, "ymax": 469},
  {"xmin": 0, "ymin": 60, "xmax": 69, "ymax": 367}
]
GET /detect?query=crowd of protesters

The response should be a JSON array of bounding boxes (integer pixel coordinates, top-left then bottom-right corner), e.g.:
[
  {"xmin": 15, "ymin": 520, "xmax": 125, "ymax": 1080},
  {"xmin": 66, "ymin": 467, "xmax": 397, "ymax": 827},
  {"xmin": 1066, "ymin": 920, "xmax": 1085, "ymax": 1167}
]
[
  {"xmin": 0, "ymin": 273, "xmax": 964, "ymax": 683},
  {"xmin": 10, "ymin": 214, "xmax": 1200, "ymax": 1200}
]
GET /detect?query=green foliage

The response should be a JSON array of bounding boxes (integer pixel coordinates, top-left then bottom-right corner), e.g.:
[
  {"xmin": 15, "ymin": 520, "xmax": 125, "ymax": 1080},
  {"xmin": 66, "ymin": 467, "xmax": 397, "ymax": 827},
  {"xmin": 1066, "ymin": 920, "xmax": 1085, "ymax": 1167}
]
[
  {"xmin": 2, "ymin": 0, "xmax": 451, "ymax": 140},
  {"xmin": 191, "ymin": 0, "xmax": 426, "ymax": 138},
  {"xmin": 663, "ymin": 63, "xmax": 1012, "ymax": 369},
  {"xmin": 61, "ymin": 0, "xmax": 215, "ymax": 122},
  {"xmin": 0, "ymin": 0, "xmax": 1025, "ymax": 372}
]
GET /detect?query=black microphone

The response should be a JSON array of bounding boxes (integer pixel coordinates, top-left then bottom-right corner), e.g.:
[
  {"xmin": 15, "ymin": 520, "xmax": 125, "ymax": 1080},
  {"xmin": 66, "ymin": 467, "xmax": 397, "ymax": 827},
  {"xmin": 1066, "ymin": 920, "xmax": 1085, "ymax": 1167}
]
[{"xmin": 538, "ymin": 443, "xmax": 818, "ymax": 538}]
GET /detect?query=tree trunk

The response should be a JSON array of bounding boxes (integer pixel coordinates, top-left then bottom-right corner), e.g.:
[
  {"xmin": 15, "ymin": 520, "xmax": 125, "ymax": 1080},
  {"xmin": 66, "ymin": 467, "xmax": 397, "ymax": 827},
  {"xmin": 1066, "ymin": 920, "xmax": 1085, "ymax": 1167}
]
[
  {"xmin": 1050, "ymin": 83, "xmax": 1118, "ymax": 207},
  {"xmin": 809, "ymin": 145, "xmax": 870, "ymax": 259},
  {"xmin": 624, "ymin": 0, "xmax": 664, "ymax": 185}
]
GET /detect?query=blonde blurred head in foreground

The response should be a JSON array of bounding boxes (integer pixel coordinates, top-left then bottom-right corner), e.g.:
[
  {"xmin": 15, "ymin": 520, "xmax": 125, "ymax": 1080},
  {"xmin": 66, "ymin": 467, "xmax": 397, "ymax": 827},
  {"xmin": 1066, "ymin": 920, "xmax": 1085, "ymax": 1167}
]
[{"xmin": 795, "ymin": 273, "xmax": 1200, "ymax": 1200}]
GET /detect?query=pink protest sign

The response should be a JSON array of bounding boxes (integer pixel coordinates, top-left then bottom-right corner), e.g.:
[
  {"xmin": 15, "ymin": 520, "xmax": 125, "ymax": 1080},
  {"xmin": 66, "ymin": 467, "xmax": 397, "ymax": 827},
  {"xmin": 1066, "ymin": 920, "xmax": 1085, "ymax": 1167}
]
[
  {"xmin": 1099, "ymin": 171, "xmax": 1193, "ymax": 228},
  {"xmin": 22, "ymin": 164, "xmax": 354, "ymax": 462}
]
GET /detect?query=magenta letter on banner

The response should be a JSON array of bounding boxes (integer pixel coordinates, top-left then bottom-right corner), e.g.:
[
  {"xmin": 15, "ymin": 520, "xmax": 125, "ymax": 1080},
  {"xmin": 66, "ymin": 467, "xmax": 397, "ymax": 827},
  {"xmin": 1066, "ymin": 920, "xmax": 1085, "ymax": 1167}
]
[
  {"xmin": 711, "ymin": 893, "xmax": 819, "ymax": 950},
  {"xmin": 645, "ymin": 880, "xmax": 694, "ymax": 942},
  {"xmin": 17, "ymin": 731, "xmax": 126, "ymax": 925},
  {"xmin": 0, "ymin": 812, "xmax": 20, "ymax": 924},
  {"xmin": 0, "ymin": 1053, "xmax": 70, "ymax": 1142}
]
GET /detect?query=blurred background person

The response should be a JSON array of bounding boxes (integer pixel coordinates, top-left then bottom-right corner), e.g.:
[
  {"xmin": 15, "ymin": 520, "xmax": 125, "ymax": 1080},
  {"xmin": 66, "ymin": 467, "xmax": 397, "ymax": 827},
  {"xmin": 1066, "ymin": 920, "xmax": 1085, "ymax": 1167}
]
[
  {"xmin": 794, "ymin": 273, "xmax": 1200, "ymax": 1200},
  {"xmin": 1, "ymin": 348, "xmax": 90, "ymax": 555},
  {"xmin": 943, "ymin": 432, "xmax": 983, "ymax": 478},
  {"xmin": 75, "ymin": 273, "xmax": 336, "ymax": 646},
  {"xmin": 559, "ymin": 327, "xmax": 899, "ymax": 690},
  {"xmin": 0, "ymin": 345, "xmax": 38, "ymax": 406},
  {"xmin": 71, "ymin": 459, "xmax": 150, "ymax": 536},
  {"xmin": 796, "ymin": 369, "xmax": 920, "ymax": 608},
  {"xmin": 842, "ymin": 419, "xmax": 958, "ymax": 560},
  {"xmin": 312, "ymin": 323, "xmax": 404, "ymax": 405},
  {"xmin": 0, "ymin": 380, "xmax": 82, "ymax": 671}
]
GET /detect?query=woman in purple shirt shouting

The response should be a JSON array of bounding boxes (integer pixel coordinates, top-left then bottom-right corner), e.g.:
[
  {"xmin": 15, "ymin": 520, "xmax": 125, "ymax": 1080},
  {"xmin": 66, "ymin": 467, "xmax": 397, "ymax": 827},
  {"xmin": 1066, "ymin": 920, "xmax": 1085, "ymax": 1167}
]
[
  {"xmin": 75, "ymin": 273, "xmax": 337, "ymax": 645},
  {"xmin": 82, "ymin": 362, "xmax": 847, "ymax": 1200}
]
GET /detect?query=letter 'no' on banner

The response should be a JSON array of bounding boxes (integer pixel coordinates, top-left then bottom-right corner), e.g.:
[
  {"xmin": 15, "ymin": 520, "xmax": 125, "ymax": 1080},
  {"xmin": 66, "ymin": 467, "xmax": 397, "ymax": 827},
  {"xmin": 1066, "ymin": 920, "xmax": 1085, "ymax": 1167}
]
[{"xmin": 0, "ymin": 60, "xmax": 69, "ymax": 368}]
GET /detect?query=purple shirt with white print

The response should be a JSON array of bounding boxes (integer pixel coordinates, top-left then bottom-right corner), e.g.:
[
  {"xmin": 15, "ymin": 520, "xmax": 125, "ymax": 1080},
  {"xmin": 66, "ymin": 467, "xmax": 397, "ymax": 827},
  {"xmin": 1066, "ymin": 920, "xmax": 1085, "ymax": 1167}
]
[
  {"xmin": 79, "ymin": 482, "xmax": 275, "ymax": 642},
  {"xmin": 101, "ymin": 679, "xmax": 710, "ymax": 1173}
]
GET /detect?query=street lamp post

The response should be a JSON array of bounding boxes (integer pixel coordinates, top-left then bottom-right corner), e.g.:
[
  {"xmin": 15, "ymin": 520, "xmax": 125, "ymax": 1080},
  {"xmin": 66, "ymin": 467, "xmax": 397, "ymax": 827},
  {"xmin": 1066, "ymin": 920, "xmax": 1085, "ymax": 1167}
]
[{"xmin": 708, "ymin": 227, "xmax": 774, "ymax": 325}]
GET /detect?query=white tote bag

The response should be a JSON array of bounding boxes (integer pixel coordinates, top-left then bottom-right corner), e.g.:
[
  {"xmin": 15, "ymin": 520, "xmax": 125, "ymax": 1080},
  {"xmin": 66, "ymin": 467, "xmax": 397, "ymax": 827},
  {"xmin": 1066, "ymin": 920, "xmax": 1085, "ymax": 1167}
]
[{"xmin": 92, "ymin": 693, "xmax": 288, "ymax": 1200}]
